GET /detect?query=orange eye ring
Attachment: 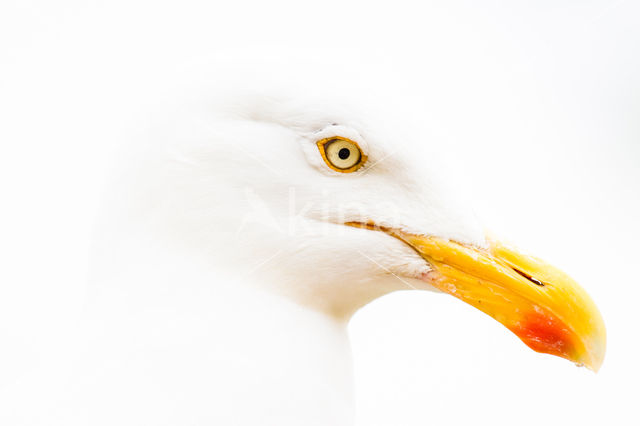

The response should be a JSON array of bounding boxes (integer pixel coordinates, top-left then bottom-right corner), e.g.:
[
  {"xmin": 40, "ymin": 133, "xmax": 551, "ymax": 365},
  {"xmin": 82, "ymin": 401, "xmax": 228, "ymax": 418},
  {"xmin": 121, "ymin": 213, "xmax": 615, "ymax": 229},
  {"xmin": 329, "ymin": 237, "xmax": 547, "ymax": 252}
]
[{"xmin": 316, "ymin": 136, "xmax": 367, "ymax": 173}]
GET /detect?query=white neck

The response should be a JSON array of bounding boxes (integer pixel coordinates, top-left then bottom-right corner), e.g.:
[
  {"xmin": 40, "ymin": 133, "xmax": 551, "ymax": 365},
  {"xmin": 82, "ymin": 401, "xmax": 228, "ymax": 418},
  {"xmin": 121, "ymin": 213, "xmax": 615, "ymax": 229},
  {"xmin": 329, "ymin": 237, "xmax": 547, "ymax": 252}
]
[{"xmin": 81, "ymin": 238, "xmax": 358, "ymax": 426}]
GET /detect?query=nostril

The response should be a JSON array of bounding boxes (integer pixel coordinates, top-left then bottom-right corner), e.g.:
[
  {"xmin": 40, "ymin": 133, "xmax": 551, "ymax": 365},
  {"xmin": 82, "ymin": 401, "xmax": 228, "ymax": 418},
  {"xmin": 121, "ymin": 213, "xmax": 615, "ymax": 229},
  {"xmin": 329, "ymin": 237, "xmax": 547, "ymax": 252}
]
[{"xmin": 512, "ymin": 267, "xmax": 545, "ymax": 287}]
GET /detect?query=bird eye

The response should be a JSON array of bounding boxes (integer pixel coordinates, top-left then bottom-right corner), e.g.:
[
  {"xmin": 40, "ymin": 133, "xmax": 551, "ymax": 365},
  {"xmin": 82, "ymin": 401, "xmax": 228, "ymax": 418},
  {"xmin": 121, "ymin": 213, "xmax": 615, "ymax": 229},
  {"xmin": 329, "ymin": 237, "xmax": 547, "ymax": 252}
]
[{"xmin": 316, "ymin": 137, "xmax": 366, "ymax": 173}]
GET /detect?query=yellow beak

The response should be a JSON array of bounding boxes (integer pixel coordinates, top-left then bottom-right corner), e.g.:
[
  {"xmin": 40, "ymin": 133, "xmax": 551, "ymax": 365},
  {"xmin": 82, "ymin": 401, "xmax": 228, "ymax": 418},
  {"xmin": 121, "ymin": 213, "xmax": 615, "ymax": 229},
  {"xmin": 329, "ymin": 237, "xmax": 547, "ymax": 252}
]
[{"xmin": 350, "ymin": 223, "xmax": 607, "ymax": 371}]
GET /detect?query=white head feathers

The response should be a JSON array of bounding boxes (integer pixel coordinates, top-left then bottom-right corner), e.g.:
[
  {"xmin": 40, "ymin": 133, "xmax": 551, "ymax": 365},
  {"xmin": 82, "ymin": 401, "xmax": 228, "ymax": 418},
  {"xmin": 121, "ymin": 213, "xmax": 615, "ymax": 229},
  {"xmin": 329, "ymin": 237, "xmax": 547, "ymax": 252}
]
[{"xmin": 95, "ymin": 91, "xmax": 484, "ymax": 318}]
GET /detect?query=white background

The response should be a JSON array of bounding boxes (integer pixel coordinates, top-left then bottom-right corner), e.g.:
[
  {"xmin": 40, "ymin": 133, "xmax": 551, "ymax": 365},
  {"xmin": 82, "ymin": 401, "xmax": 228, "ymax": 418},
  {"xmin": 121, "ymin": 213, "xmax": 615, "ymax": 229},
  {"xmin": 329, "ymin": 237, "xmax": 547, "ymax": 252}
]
[{"xmin": 1, "ymin": 1, "xmax": 639, "ymax": 425}]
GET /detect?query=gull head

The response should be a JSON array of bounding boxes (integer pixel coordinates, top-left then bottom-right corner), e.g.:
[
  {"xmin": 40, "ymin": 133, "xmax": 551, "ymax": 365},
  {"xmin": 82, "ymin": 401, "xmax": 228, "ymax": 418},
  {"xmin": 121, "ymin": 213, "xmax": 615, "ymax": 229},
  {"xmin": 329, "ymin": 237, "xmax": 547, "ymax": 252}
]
[{"xmin": 107, "ymin": 93, "xmax": 606, "ymax": 371}]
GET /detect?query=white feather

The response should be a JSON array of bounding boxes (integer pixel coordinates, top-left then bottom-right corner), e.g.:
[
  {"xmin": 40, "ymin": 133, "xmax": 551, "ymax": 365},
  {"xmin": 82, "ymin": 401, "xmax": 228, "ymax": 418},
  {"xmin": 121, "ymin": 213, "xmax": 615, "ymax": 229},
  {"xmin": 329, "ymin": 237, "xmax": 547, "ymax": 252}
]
[{"xmin": 1, "ymin": 88, "xmax": 485, "ymax": 425}]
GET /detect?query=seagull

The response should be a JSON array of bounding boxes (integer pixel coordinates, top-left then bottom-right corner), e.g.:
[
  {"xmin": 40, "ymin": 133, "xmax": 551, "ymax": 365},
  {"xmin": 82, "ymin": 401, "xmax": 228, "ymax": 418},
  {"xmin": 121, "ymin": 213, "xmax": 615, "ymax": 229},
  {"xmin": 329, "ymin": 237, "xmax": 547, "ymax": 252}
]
[{"xmin": 0, "ymin": 93, "xmax": 605, "ymax": 426}]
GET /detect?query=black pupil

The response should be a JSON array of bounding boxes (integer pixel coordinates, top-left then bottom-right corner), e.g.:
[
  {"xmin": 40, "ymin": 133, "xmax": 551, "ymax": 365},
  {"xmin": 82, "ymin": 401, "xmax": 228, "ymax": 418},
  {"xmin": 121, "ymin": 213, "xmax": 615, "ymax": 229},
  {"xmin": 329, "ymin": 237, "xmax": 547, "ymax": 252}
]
[{"xmin": 338, "ymin": 148, "xmax": 351, "ymax": 160}]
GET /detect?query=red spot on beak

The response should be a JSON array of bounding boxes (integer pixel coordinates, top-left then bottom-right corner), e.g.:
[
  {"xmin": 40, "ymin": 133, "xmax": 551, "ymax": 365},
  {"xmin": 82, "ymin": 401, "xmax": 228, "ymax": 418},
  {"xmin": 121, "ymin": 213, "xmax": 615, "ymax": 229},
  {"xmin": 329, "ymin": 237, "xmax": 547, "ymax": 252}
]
[{"xmin": 510, "ymin": 310, "xmax": 574, "ymax": 359}]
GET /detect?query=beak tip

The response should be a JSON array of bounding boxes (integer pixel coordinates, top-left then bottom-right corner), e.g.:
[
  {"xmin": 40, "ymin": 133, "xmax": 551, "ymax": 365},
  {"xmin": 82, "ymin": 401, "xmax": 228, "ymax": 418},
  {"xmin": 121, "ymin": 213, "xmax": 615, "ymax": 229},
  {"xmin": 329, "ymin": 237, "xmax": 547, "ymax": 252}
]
[
  {"xmin": 583, "ymin": 335, "xmax": 606, "ymax": 373},
  {"xmin": 509, "ymin": 308, "xmax": 606, "ymax": 373}
]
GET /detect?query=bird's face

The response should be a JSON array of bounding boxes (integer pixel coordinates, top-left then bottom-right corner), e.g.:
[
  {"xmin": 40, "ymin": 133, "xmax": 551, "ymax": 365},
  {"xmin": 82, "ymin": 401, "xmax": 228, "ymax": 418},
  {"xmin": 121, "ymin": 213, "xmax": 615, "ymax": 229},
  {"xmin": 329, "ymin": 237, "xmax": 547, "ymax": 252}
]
[{"xmin": 156, "ymin": 95, "xmax": 605, "ymax": 371}]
